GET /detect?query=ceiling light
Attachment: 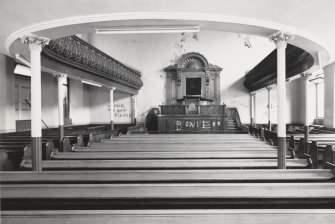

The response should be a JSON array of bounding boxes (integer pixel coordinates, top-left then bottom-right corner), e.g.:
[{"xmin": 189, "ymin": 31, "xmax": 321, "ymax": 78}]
[
  {"xmin": 96, "ymin": 25, "xmax": 200, "ymax": 34},
  {"xmin": 14, "ymin": 64, "xmax": 31, "ymax": 77},
  {"xmin": 81, "ymin": 80, "xmax": 102, "ymax": 87}
]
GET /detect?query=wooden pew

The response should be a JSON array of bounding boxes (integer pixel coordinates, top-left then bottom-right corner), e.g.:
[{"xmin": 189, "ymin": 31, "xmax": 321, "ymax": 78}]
[
  {"xmin": 73, "ymin": 145, "xmax": 277, "ymax": 152},
  {"xmin": 309, "ymin": 141, "xmax": 335, "ymax": 169},
  {"xmin": 2, "ymin": 182, "xmax": 335, "ymax": 210},
  {"xmin": 2, "ymin": 209, "xmax": 335, "ymax": 224},
  {"xmin": 20, "ymin": 158, "xmax": 309, "ymax": 170},
  {"xmin": 0, "ymin": 135, "xmax": 77, "ymax": 152},
  {"xmin": 0, "ymin": 140, "xmax": 54, "ymax": 170},
  {"xmin": 323, "ymin": 145, "xmax": 335, "ymax": 168},
  {"xmin": 288, "ymin": 135, "xmax": 335, "ymax": 154},
  {"xmin": 88, "ymin": 142, "xmax": 273, "ymax": 149},
  {"xmin": 118, "ymin": 133, "xmax": 257, "ymax": 139},
  {"xmin": 1, "ymin": 169, "xmax": 334, "ymax": 183},
  {"xmin": 103, "ymin": 138, "xmax": 263, "ymax": 144},
  {"xmin": 50, "ymin": 150, "xmax": 285, "ymax": 160}
]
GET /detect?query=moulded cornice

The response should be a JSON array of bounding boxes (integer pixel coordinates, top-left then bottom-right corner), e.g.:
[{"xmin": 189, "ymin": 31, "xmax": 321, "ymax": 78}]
[{"xmin": 4, "ymin": 11, "xmax": 329, "ymax": 63}]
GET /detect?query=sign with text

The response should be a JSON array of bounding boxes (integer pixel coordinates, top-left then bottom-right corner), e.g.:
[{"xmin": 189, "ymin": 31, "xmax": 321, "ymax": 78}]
[
  {"xmin": 171, "ymin": 118, "xmax": 224, "ymax": 133},
  {"xmin": 114, "ymin": 92, "xmax": 132, "ymax": 124}
]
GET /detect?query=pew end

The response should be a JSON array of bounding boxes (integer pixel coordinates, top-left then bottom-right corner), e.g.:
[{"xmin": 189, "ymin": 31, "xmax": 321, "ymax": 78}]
[
  {"xmin": 287, "ymin": 146, "xmax": 296, "ymax": 159},
  {"xmin": 310, "ymin": 141, "xmax": 319, "ymax": 169},
  {"xmin": 303, "ymin": 153, "xmax": 313, "ymax": 169},
  {"xmin": 323, "ymin": 145, "xmax": 335, "ymax": 169}
]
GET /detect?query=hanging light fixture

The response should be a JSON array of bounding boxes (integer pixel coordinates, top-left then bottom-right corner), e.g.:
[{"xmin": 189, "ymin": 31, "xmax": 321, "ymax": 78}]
[{"xmin": 96, "ymin": 25, "xmax": 200, "ymax": 34}]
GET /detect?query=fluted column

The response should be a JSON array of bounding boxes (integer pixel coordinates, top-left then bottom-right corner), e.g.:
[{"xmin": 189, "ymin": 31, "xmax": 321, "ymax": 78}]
[
  {"xmin": 270, "ymin": 31, "xmax": 294, "ymax": 169},
  {"xmin": 109, "ymin": 87, "xmax": 116, "ymax": 130},
  {"xmin": 131, "ymin": 95, "xmax": 137, "ymax": 125},
  {"xmin": 57, "ymin": 74, "xmax": 67, "ymax": 152},
  {"xmin": 266, "ymin": 86, "xmax": 272, "ymax": 131},
  {"xmin": 21, "ymin": 34, "xmax": 50, "ymax": 172}
]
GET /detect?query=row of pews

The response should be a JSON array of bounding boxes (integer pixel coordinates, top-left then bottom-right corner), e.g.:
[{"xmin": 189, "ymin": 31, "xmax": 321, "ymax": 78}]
[
  {"xmin": 1, "ymin": 132, "xmax": 335, "ymax": 223},
  {"xmin": 0, "ymin": 124, "xmax": 118, "ymax": 171},
  {"xmin": 249, "ymin": 125, "xmax": 335, "ymax": 169}
]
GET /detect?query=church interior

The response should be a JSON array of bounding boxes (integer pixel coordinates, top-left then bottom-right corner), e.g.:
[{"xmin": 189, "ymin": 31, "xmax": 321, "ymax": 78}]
[{"xmin": 1, "ymin": 0, "xmax": 335, "ymax": 223}]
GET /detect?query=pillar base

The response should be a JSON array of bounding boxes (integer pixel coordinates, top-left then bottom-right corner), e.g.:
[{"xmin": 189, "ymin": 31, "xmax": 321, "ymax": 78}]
[
  {"xmin": 58, "ymin": 125, "xmax": 64, "ymax": 152},
  {"xmin": 277, "ymin": 137, "xmax": 286, "ymax": 169},
  {"xmin": 250, "ymin": 118, "xmax": 255, "ymax": 126},
  {"xmin": 304, "ymin": 125, "xmax": 310, "ymax": 154},
  {"xmin": 268, "ymin": 121, "xmax": 271, "ymax": 131},
  {"xmin": 31, "ymin": 137, "xmax": 42, "ymax": 172},
  {"xmin": 110, "ymin": 121, "xmax": 114, "ymax": 130}
]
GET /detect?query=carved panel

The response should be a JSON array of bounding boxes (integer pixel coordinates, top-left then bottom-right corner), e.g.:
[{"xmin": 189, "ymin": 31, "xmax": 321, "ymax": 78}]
[
  {"xmin": 164, "ymin": 52, "xmax": 222, "ymax": 104},
  {"xmin": 181, "ymin": 57, "xmax": 206, "ymax": 69},
  {"xmin": 160, "ymin": 105, "xmax": 186, "ymax": 115},
  {"xmin": 199, "ymin": 105, "xmax": 225, "ymax": 115}
]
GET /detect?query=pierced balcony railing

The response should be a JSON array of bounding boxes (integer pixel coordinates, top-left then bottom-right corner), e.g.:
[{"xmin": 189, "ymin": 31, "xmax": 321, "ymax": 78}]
[{"xmin": 43, "ymin": 36, "xmax": 143, "ymax": 90}]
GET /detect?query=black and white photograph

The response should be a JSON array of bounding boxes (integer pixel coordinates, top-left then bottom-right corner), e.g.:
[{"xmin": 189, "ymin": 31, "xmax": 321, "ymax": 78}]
[{"xmin": 0, "ymin": 0, "xmax": 335, "ymax": 223}]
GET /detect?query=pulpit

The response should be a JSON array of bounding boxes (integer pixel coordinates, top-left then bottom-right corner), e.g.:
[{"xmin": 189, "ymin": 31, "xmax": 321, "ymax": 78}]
[{"xmin": 158, "ymin": 52, "xmax": 228, "ymax": 133}]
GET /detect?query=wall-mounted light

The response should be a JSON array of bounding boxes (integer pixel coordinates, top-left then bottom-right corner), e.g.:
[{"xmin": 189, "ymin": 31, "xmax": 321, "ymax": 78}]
[
  {"xmin": 81, "ymin": 80, "xmax": 102, "ymax": 87},
  {"xmin": 96, "ymin": 25, "xmax": 200, "ymax": 34}
]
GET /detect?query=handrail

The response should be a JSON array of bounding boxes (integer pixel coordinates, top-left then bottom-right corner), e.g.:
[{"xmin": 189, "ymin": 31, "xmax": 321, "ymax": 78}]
[{"xmin": 226, "ymin": 107, "xmax": 242, "ymax": 128}]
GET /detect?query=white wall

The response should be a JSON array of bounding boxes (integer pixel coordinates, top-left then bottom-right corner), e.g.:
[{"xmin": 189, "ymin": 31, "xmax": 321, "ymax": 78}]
[
  {"xmin": 0, "ymin": 54, "xmax": 15, "ymax": 133},
  {"xmin": 41, "ymin": 72, "xmax": 58, "ymax": 128},
  {"xmin": 114, "ymin": 91, "xmax": 132, "ymax": 124},
  {"xmin": 252, "ymin": 78, "xmax": 302, "ymax": 125},
  {"xmin": 89, "ymin": 86, "xmax": 109, "ymax": 124},
  {"xmin": 69, "ymin": 79, "xmax": 90, "ymax": 125},
  {"xmin": 324, "ymin": 62, "xmax": 335, "ymax": 127},
  {"xmin": 87, "ymin": 31, "xmax": 311, "ymax": 124}
]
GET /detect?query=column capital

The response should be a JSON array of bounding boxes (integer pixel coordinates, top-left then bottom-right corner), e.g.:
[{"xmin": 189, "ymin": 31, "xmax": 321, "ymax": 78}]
[
  {"xmin": 301, "ymin": 72, "xmax": 312, "ymax": 80},
  {"xmin": 21, "ymin": 34, "xmax": 50, "ymax": 50},
  {"xmin": 269, "ymin": 31, "xmax": 294, "ymax": 48},
  {"xmin": 266, "ymin": 86, "xmax": 273, "ymax": 91},
  {"xmin": 250, "ymin": 92, "xmax": 256, "ymax": 96},
  {"xmin": 109, "ymin": 87, "xmax": 116, "ymax": 91},
  {"xmin": 56, "ymin": 73, "xmax": 67, "ymax": 79}
]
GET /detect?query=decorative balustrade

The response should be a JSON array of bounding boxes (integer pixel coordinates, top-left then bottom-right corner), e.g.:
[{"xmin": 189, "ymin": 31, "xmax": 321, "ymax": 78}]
[
  {"xmin": 160, "ymin": 105, "xmax": 186, "ymax": 115},
  {"xmin": 226, "ymin": 107, "xmax": 242, "ymax": 127},
  {"xmin": 160, "ymin": 105, "xmax": 225, "ymax": 115},
  {"xmin": 199, "ymin": 105, "xmax": 225, "ymax": 115},
  {"xmin": 43, "ymin": 36, "xmax": 143, "ymax": 90}
]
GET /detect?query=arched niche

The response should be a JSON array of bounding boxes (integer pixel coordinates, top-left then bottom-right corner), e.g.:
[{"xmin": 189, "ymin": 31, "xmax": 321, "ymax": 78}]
[{"xmin": 164, "ymin": 52, "xmax": 222, "ymax": 105}]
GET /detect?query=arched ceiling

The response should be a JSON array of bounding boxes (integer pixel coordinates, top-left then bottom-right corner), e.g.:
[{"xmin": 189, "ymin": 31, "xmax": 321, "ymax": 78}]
[{"xmin": 1, "ymin": 0, "xmax": 334, "ymax": 67}]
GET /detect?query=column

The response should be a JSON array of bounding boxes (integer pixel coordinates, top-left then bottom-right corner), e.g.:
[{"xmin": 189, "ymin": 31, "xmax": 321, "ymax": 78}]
[
  {"xmin": 315, "ymin": 82, "xmax": 319, "ymax": 118},
  {"xmin": 270, "ymin": 31, "xmax": 294, "ymax": 169},
  {"xmin": 21, "ymin": 34, "xmax": 50, "ymax": 172},
  {"xmin": 249, "ymin": 93, "xmax": 256, "ymax": 126},
  {"xmin": 323, "ymin": 62, "xmax": 335, "ymax": 128},
  {"xmin": 109, "ymin": 87, "xmax": 116, "ymax": 130},
  {"xmin": 266, "ymin": 86, "xmax": 272, "ymax": 130},
  {"xmin": 301, "ymin": 73, "xmax": 312, "ymax": 153},
  {"xmin": 131, "ymin": 95, "xmax": 137, "ymax": 125},
  {"xmin": 57, "ymin": 74, "xmax": 67, "ymax": 152}
]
